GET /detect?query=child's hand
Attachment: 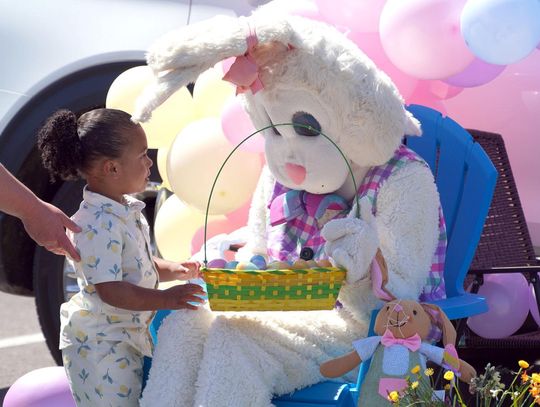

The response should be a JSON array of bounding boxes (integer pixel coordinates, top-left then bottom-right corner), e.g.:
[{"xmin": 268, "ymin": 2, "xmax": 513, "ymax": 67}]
[
  {"xmin": 174, "ymin": 261, "xmax": 202, "ymax": 280},
  {"xmin": 163, "ymin": 284, "xmax": 206, "ymax": 310}
]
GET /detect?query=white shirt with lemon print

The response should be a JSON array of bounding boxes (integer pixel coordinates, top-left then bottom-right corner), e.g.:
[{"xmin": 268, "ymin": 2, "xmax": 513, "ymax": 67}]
[{"xmin": 60, "ymin": 187, "xmax": 159, "ymax": 357}]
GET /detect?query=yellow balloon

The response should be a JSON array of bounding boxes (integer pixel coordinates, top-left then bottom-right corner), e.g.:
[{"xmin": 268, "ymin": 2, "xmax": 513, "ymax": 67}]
[
  {"xmin": 192, "ymin": 67, "xmax": 235, "ymax": 118},
  {"xmin": 106, "ymin": 66, "xmax": 198, "ymax": 149},
  {"xmin": 167, "ymin": 118, "xmax": 262, "ymax": 215},
  {"xmin": 154, "ymin": 194, "xmax": 223, "ymax": 262},
  {"xmin": 157, "ymin": 147, "xmax": 172, "ymax": 191}
]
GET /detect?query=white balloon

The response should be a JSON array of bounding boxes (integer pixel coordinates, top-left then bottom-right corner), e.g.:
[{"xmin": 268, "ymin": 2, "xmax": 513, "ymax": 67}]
[
  {"xmin": 167, "ymin": 118, "xmax": 262, "ymax": 215},
  {"xmin": 154, "ymin": 194, "xmax": 224, "ymax": 262}
]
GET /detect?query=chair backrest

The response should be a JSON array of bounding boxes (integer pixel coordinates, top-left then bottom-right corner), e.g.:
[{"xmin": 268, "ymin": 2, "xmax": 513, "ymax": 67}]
[
  {"xmin": 405, "ymin": 105, "xmax": 498, "ymax": 298},
  {"xmin": 467, "ymin": 129, "xmax": 538, "ymax": 269}
]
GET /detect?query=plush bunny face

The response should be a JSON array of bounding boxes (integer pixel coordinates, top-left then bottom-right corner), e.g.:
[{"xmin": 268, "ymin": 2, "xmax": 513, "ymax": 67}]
[{"xmin": 374, "ymin": 300, "xmax": 433, "ymax": 340}]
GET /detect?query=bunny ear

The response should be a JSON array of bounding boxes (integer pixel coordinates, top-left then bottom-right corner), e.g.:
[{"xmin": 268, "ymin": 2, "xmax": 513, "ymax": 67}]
[
  {"xmin": 132, "ymin": 13, "xmax": 296, "ymax": 123},
  {"xmin": 421, "ymin": 303, "xmax": 457, "ymax": 346}
]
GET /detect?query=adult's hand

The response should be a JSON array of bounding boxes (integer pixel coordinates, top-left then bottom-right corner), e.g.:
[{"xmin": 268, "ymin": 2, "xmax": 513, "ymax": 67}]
[
  {"xmin": 21, "ymin": 200, "xmax": 81, "ymax": 261},
  {"xmin": 0, "ymin": 164, "xmax": 81, "ymax": 261}
]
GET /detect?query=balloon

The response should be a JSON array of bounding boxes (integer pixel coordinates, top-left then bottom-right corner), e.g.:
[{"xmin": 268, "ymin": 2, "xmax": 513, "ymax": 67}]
[
  {"xmin": 191, "ymin": 218, "xmax": 238, "ymax": 259},
  {"xmin": 443, "ymin": 50, "xmax": 540, "ymax": 231},
  {"xmin": 351, "ymin": 32, "xmax": 418, "ymax": 100},
  {"xmin": 460, "ymin": 0, "xmax": 540, "ymax": 65},
  {"xmin": 443, "ymin": 58, "xmax": 506, "ymax": 88},
  {"xmin": 467, "ymin": 274, "xmax": 529, "ymax": 338},
  {"xmin": 380, "ymin": 0, "xmax": 474, "ymax": 80},
  {"xmin": 156, "ymin": 147, "xmax": 172, "ymax": 191},
  {"xmin": 154, "ymin": 194, "xmax": 224, "ymax": 262},
  {"xmin": 167, "ymin": 118, "xmax": 262, "ymax": 215},
  {"xmin": 4, "ymin": 367, "xmax": 75, "ymax": 407},
  {"xmin": 193, "ymin": 68, "xmax": 235, "ymax": 118},
  {"xmin": 529, "ymin": 286, "xmax": 540, "ymax": 327},
  {"xmin": 315, "ymin": 0, "xmax": 386, "ymax": 34},
  {"xmin": 106, "ymin": 66, "xmax": 197, "ymax": 148},
  {"xmin": 221, "ymin": 96, "xmax": 264, "ymax": 153}
]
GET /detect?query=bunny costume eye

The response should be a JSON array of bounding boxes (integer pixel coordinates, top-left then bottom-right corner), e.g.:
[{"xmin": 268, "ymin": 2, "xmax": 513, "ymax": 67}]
[{"xmin": 292, "ymin": 112, "xmax": 321, "ymax": 137}]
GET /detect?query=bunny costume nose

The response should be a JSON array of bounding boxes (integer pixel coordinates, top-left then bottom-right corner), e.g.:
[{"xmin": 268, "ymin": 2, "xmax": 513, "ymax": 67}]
[{"xmin": 285, "ymin": 163, "xmax": 306, "ymax": 185}]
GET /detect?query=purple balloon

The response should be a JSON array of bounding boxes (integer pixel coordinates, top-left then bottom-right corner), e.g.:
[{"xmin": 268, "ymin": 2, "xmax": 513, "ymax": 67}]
[
  {"xmin": 4, "ymin": 367, "xmax": 75, "ymax": 407},
  {"xmin": 529, "ymin": 286, "xmax": 540, "ymax": 327},
  {"xmin": 467, "ymin": 273, "xmax": 529, "ymax": 339},
  {"xmin": 444, "ymin": 58, "xmax": 506, "ymax": 88}
]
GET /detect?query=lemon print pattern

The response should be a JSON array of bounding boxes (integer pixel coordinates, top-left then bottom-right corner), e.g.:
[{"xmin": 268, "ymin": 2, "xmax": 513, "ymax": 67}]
[{"xmin": 59, "ymin": 188, "xmax": 159, "ymax": 406}]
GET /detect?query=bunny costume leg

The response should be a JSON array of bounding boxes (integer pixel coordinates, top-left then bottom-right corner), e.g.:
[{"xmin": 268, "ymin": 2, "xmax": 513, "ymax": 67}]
[
  {"xmin": 143, "ymin": 308, "xmax": 366, "ymax": 407},
  {"xmin": 140, "ymin": 308, "xmax": 215, "ymax": 407}
]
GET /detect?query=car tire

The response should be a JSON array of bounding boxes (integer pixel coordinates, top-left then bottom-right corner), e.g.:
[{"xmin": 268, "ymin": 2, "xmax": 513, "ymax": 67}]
[{"xmin": 33, "ymin": 179, "xmax": 84, "ymax": 365}]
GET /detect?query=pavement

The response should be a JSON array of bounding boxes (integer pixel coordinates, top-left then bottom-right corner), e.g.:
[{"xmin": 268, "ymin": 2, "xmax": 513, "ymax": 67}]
[{"xmin": 0, "ymin": 291, "xmax": 56, "ymax": 404}]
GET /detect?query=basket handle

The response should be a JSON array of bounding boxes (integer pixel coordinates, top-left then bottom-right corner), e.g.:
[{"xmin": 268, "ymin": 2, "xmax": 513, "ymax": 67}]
[{"xmin": 203, "ymin": 123, "xmax": 361, "ymax": 265}]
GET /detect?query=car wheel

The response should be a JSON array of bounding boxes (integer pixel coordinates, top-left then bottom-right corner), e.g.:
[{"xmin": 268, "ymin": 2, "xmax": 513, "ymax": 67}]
[{"xmin": 33, "ymin": 180, "xmax": 84, "ymax": 365}]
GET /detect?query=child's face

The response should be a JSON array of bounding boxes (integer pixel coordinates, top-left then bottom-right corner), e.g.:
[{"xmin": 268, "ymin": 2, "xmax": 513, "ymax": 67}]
[{"xmin": 115, "ymin": 125, "xmax": 153, "ymax": 194}]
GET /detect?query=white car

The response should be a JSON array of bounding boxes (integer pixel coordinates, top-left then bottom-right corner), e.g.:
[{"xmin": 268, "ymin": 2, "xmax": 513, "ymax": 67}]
[{"xmin": 0, "ymin": 0, "xmax": 262, "ymax": 364}]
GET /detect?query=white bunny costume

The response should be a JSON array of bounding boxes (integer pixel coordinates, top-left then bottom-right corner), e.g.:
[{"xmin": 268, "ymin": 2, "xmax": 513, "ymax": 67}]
[{"xmin": 133, "ymin": 8, "xmax": 443, "ymax": 407}]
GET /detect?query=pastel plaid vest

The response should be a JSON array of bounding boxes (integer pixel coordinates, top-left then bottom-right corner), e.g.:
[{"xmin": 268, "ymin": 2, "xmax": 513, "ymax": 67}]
[{"xmin": 266, "ymin": 144, "xmax": 446, "ymax": 301}]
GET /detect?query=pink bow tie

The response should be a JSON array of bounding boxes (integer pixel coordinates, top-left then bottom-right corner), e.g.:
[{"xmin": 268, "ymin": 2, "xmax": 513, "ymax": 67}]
[
  {"xmin": 223, "ymin": 21, "xmax": 264, "ymax": 95},
  {"xmin": 381, "ymin": 330, "xmax": 422, "ymax": 352}
]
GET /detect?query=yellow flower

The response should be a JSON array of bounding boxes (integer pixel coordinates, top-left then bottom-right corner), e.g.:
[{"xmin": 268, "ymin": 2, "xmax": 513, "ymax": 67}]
[
  {"xmin": 522, "ymin": 372, "xmax": 530, "ymax": 383},
  {"xmin": 411, "ymin": 365, "xmax": 420, "ymax": 374},
  {"xmin": 388, "ymin": 391, "xmax": 399, "ymax": 403},
  {"xmin": 425, "ymin": 368, "xmax": 434, "ymax": 377},
  {"xmin": 444, "ymin": 371, "xmax": 455, "ymax": 381},
  {"xmin": 532, "ymin": 374, "xmax": 540, "ymax": 385},
  {"xmin": 119, "ymin": 361, "xmax": 127, "ymax": 369},
  {"xmin": 444, "ymin": 384, "xmax": 451, "ymax": 391},
  {"xmin": 519, "ymin": 360, "xmax": 530, "ymax": 369},
  {"xmin": 411, "ymin": 381, "xmax": 419, "ymax": 389}
]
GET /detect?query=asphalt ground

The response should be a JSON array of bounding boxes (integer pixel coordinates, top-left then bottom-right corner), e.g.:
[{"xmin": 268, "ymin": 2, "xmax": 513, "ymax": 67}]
[{"xmin": 0, "ymin": 291, "xmax": 56, "ymax": 404}]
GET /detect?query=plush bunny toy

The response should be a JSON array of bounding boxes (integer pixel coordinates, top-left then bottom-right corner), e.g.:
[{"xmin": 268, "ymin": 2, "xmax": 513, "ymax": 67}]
[
  {"xmin": 320, "ymin": 300, "xmax": 476, "ymax": 406},
  {"xmin": 133, "ymin": 6, "xmax": 445, "ymax": 407}
]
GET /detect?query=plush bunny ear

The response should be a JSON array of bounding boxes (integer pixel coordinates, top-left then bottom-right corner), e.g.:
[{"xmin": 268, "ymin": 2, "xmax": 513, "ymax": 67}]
[
  {"xmin": 132, "ymin": 13, "xmax": 295, "ymax": 123},
  {"xmin": 421, "ymin": 303, "xmax": 457, "ymax": 346}
]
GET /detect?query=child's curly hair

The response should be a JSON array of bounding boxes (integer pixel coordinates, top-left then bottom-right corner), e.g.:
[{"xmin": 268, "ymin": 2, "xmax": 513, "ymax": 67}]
[{"xmin": 37, "ymin": 108, "xmax": 139, "ymax": 181}]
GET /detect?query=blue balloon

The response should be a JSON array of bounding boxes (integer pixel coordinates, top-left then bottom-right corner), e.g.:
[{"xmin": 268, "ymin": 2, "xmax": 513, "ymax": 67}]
[{"xmin": 461, "ymin": 0, "xmax": 540, "ymax": 65}]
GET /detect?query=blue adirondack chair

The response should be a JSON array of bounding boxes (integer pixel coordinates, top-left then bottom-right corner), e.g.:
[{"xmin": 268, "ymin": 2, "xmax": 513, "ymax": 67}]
[{"xmin": 143, "ymin": 105, "xmax": 498, "ymax": 406}]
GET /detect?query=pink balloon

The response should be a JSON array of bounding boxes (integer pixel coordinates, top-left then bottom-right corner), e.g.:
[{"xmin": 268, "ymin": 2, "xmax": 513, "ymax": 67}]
[
  {"xmin": 351, "ymin": 32, "xmax": 418, "ymax": 100},
  {"xmin": 467, "ymin": 274, "xmax": 529, "ymax": 339},
  {"xmin": 315, "ymin": 0, "xmax": 386, "ymax": 34},
  {"xmin": 406, "ymin": 82, "xmax": 448, "ymax": 115},
  {"xmin": 380, "ymin": 0, "xmax": 475, "ymax": 80},
  {"xmin": 221, "ymin": 96, "xmax": 264, "ymax": 153},
  {"xmin": 443, "ymin": 50, "xmax": 540, "ymax": 234},
  {"xmin": 225, "ymin": 200, "xmax": 250, "ymax": 229},
  {"xmin": 443, "ymin": 58, "xmax": 506, "ymax": 88},
  {"xmin": 191, "ymin": 218, "xmax": 239, "ymax": 261},
  {"xmin": 529, "ymin": 286, "xmax": 540, "ymax": 327},
  {"xmin": 4, "ymin": 367, "xmax": 75, "ymax": 407}
]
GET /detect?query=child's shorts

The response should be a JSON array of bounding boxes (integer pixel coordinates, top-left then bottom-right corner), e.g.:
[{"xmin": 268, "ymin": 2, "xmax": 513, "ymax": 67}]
[{"xmin": 62, "ymin": 340, "xmax": 144, "ymax": 407}]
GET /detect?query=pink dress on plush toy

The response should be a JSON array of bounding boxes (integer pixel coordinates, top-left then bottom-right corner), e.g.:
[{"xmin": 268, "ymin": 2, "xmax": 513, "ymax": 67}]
[{"xmin": 267, "ymin": 144, "xmax": 447, "ymax": 302}]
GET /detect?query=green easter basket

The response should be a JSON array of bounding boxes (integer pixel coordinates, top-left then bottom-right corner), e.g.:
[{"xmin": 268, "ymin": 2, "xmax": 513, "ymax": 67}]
[{"xmin": 202, "ymin": 123, "xmax": 359, "ymax": 311}]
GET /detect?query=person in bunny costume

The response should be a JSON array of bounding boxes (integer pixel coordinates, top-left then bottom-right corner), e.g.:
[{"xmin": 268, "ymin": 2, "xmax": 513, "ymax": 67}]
[{"xmin": 132, "ymin": 6, "xmax": 445, "ymax": 407}]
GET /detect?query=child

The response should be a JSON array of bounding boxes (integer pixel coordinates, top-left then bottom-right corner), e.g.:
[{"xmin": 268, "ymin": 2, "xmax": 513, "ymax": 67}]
[{"xmin": 37, "ymin": 108, "xmax": 206, "ymax": 406}]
